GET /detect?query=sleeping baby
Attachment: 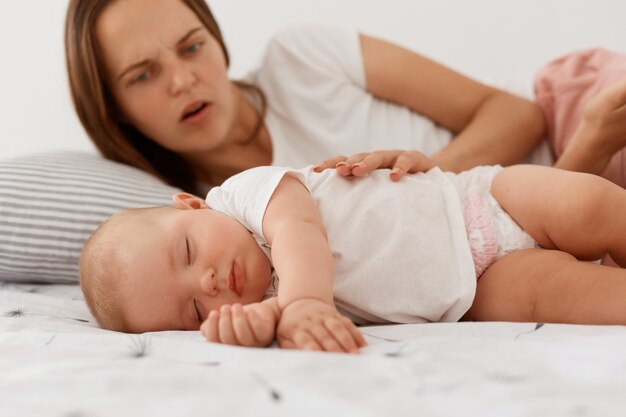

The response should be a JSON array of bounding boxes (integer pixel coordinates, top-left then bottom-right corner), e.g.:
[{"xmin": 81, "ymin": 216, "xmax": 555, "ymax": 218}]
[{"xmin": 79, "ymin": 151, "xmax": 626, "ymax": 353}]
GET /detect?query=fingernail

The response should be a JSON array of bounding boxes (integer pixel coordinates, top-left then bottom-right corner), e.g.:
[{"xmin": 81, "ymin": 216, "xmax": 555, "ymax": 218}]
[
  {"xmin": 336, "ymin": 162, "xmax": 347, "ymax": 167},
  {"xmin": 352, "ymin": 163, "xmax": 363, "ymax": 168},
  {"xmin": 391, "ymin": 167, "xmax": 400, "ymax": 173}
]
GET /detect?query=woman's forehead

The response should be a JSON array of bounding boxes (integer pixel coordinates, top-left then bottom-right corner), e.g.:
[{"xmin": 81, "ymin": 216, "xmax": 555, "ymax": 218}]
[{"xmin": 96, "ymin": 0, "xmax": 204, "ymax": 68}]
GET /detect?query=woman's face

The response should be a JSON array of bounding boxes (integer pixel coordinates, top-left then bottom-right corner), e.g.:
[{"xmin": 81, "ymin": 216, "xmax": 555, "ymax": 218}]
[{"xmin": 96, "ymin": 0, "xmax": 235, "ymax": 154}]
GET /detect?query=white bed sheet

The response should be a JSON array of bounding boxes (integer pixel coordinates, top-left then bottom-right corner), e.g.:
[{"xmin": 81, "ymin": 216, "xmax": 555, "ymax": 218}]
[{"xmin": 1, "ymin": 282, "xmax": 626, "ymax": 417}]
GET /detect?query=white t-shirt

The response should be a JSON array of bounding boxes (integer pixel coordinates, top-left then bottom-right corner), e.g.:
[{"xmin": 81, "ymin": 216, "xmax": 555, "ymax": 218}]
[
  {"xmin": 206, "ymin": 166, "xmax": 476, "ymax": 325},
  {"xmin": 246, "ymin": 24, "xmax": 453, "ymax": 168}
]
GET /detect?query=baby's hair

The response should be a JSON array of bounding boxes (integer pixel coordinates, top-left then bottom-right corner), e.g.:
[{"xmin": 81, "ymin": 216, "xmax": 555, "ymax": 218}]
[{"xmin": 79, "ymin": 206, "xmax": 168, "ymax": 332}]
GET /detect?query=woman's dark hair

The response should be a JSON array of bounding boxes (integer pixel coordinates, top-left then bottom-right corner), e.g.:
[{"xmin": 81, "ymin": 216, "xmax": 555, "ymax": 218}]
[{"xmin": 65, "ymin": 0, "xmax": 266, "ymax": 193}]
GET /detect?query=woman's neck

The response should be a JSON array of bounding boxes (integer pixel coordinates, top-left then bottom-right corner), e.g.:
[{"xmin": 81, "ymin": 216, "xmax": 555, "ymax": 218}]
[{"xmin": 184, "ymin": 84, "xmax": 272, "ymax": 186}]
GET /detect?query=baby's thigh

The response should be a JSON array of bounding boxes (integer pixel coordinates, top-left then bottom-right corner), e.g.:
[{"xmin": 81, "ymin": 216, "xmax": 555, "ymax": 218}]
[
  {"xmin": 463, "ymin": 248, "xmax": 575, "ymax": 322},
  {"xmin": 490, "ymin": 165, "xmax": 607, "ymax": 249}
]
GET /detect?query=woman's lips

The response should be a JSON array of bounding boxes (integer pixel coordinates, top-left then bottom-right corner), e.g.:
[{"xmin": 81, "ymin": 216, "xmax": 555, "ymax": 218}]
[
  {"xmin": 180, "ymin": 101, "xmax": 211, "ymax": 124},
  {"xmin": 228, "ymin": 261, "xmax": 244, "ymax": 297}
]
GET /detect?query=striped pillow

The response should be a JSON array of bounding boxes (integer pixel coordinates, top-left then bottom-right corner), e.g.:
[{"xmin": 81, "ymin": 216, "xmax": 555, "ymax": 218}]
[{"xmin": 0, "ymin": 152, "xmax": 182, "ymax": 284}]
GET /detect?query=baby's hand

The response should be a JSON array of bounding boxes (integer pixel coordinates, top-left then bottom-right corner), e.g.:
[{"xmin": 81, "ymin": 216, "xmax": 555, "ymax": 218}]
[
  {"xmin": 313, "ymin": 150, "xmax": 437, "ymax": 181},
  {"xmin": 200, "ymin": 302, "xmax": 277, "ymax": 348},
  {"xmin": 277, "ymin": 298, "xmax": 367, "ymax": 353}
]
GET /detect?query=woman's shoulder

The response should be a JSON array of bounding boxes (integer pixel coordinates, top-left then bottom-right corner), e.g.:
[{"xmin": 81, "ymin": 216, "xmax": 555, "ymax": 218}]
[
  {"xmin": 267, "ymin": 23, "xmax": 355, "ymax": 52},
  {"xmin": 252, "ymin": 23, "xmax": 364, "ymax": 86}
]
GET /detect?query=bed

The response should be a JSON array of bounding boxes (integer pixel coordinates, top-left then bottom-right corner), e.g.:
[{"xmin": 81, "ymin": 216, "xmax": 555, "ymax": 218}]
[
  {"xmin": 2, "ymin": 281, "xmax": 626, "ymax": 416},
  {"xmin": 2, "ymin": 1, "xmax": 626, "ymax": 416}
]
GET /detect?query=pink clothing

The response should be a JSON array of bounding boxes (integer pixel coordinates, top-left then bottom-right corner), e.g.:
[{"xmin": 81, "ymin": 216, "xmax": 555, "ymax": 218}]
[
  {"xmin": 464, "ymin": 192, "xmax": 498, "ymax": 277},
  {"xmin": 448, "ymin": 166, "xmax": 536, "ymax": 279},
  {"xmin": 534, "ymin": 48, "xmax": 626, "ymax": 187}
]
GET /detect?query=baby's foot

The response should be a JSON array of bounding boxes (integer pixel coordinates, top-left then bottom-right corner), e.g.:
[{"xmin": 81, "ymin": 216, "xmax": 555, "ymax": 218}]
[
  {"xmin": 556, "ymin": 80, "xmax": 626, "ymax": 175},
  {"xmin": 579, "ymin": 79, "xmax": 626, "ymax": 156}
]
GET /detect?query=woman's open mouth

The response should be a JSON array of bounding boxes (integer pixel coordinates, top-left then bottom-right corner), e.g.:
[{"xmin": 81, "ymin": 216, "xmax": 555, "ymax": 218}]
[{"xmin": 180, "ymin": 101, "xmax": 211, "ymax": 124}]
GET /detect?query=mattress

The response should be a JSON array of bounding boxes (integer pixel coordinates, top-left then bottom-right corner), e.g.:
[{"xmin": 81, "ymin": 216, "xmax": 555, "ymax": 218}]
[{"xmin": 2, "ymin": 282, "xmax": 625, "ymax": 416}]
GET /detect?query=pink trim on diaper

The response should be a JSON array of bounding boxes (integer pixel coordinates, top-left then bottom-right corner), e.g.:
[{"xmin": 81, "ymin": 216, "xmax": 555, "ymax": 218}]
[{"xmin": 464, "ymin": 193, "xmax": 497, "ymax": 278}]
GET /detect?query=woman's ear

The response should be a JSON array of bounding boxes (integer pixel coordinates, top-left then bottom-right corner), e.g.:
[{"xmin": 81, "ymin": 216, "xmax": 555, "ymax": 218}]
[{"xmin": 172, "ymin": 193, "xmax": 208, "ymax": 210}]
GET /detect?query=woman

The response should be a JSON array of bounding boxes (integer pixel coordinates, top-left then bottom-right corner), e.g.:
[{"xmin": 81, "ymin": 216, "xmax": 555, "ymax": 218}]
[{"xmin": 65, "ymin": 0, "xmax": 550, "ymax": 193}]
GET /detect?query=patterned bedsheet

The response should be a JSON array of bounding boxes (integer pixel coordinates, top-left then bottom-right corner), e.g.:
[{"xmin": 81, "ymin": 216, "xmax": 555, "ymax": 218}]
[{"xmin": 1, "ymin": 282, "xmax": 625, "ymax": 417}]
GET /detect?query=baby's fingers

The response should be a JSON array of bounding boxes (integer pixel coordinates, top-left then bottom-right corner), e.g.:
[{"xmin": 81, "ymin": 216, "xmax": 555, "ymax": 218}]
[
  {"xmin": 231, "ymin": 303, "xmax": 257, "ymax": 346},
  {"xmin": 218, "ymin": 305, "xmax": 238, "ymax": 345},
  {"xmin": 281, "ymin": 331, "xmax": 323, "ymax": 352},
  {"xmin": 309, "ymin": 325, "xmax": 345, "ymax": 353},
  {"xmin": 201, "ymin": 309, "xmax": 220, "ymax": 343},
  {"xmin": 246, "ymin": 308, "xmax": 275, "ymax": 346},
  {"xmin": 325, "ymin": 317, "xmax": 366, "ymax": 353}
]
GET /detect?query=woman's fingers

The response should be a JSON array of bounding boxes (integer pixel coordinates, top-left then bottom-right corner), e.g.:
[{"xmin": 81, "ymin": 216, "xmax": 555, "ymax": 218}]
[
  {"xmin": 336, "ymin": 151, "xmax": 395, "ymax": 177},
  {"xmin": 313, "ymin": 155, "xmax": 348, "ymax": 172},
  {"xmin": 390, "ymin": 151, "xmax": 436, "ymax": 180}
]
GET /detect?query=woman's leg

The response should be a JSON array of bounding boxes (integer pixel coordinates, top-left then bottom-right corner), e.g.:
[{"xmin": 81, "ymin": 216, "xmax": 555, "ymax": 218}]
[
  {"xmin": 491, "ymin": 165, "xmax": 626, "ymax": 266},
  {"xmin": 464, "ymin": 248, "xmax": 626, "ymax": 324}
]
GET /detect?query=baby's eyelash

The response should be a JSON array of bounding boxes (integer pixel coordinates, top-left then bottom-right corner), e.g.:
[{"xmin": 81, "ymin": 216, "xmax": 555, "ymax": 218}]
[
  {"xmin": 193, "ymin": 299, "xmax": 202, "ymax": 323},
  {"xmin": 185, "ymin": 237, "xmax": 191, "ymax": 266}
]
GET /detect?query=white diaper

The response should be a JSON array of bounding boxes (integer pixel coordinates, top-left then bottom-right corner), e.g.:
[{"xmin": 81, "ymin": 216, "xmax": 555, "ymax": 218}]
[{"xmin": 446, "ymin": 166, "xmax": 537, "ymax": 277}]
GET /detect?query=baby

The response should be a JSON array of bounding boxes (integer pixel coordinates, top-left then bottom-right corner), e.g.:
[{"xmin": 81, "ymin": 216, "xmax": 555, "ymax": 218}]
[{"xmin": 80, "ymin": 152, "xmax": 626, "ymax": 353}]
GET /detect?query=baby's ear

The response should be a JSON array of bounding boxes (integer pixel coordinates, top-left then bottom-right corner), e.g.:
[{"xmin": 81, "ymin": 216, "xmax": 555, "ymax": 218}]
[{"xmin": 172, "ymin": 193, "xmax": 208, "ymax": 210}]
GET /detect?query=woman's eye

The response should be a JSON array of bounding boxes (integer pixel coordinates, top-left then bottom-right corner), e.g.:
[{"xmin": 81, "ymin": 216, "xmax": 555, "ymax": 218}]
[
  {"xmin": 133, "ymin": 71, "xmax": 151, "ymax": 84},
  {"xmin": 185, "ymin": 237, "xmax": 191, "ymax": 266},
  {"xmin": 184, "ymin": 42, "xmax": 202, "ymax": 54}
]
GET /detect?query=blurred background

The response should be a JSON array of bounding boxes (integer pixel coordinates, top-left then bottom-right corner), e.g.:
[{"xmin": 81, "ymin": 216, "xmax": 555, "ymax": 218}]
[{"xmin": 1, "ymin": 0, "xmax": 625, "ymax": 156}]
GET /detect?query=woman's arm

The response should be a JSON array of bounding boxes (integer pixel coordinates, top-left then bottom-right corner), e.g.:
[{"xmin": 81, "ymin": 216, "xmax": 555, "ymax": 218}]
[{"xmin": 360, "ymin": 34, "xmax": 546, "ymax": 171}]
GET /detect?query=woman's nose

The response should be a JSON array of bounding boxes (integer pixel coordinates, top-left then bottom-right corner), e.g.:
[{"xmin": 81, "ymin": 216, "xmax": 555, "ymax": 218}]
[
  {"xmin": 169, "ymin": 61, "xmax": 197, "ymax": 95},
  {"xmin": 199, "ymin": 268, "xmax": 218, "ymax": 296}
]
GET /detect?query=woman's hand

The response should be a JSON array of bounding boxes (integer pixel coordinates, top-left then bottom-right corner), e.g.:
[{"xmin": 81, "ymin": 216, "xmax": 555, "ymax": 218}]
[
  {"xmin": 276, "ymin": 298, "xmax": 367, "ymax": 353},
  {"xmin": 200, "ymin": 302, "xmax": 278, "ymax": 348},
  {"xmin": 313, "ymin": 150, "xmax": 437, "ymax": 181},
  {"xmin": 556, "ymin": 80, "xmax": 626, "ymax": 175}
]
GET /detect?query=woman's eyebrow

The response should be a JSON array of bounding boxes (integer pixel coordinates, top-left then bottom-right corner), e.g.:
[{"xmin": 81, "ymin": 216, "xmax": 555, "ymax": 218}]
[
  {"xmin": 176, "ymin": 27, "xmax": 204, "ymax": 47},
  {"xmin": 117, "ymin": 27, "xmax": 205, "ymax": 81},
  {"xmin": 117, "ymin": 58, "xmax": 151, "ymax": 81}
]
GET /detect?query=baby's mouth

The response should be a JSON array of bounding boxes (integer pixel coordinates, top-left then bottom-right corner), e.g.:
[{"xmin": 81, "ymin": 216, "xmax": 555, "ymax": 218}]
[{"xmin": 228, "ymin": 261, "xmax": 244, "ymax": 298}]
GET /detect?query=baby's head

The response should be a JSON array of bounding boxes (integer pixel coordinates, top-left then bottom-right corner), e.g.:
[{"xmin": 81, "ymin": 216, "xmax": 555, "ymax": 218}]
[{"xmin": 79, "ymin": 193, "xmax": 272, "ymax": 333}]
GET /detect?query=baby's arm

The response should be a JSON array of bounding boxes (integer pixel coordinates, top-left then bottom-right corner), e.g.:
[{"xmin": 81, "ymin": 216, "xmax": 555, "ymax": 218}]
[
  {"xmin": 200, "ymin": 297, "xmax": 279, "ymax": 347},
  {"xmin": 263, "ymin": 175, "xmax": 367, "ymax": 353}
]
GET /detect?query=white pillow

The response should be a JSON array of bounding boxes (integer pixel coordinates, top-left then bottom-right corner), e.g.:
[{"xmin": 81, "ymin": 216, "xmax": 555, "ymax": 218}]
[{"xmin": 0, "ymin": 152, "xmax": 182, "ymax": 284}]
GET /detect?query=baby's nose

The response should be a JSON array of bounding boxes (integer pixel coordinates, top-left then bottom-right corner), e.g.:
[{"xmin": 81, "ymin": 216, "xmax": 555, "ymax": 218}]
[{"xmin": 200, "ymin": 269, "xmax": 218, "ymax": 296}]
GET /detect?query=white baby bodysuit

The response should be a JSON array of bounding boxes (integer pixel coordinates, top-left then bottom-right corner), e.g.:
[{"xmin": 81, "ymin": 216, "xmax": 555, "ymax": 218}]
[{"xmin": 206, "ymin": 166, "xmax": 476, "ymax": 325}]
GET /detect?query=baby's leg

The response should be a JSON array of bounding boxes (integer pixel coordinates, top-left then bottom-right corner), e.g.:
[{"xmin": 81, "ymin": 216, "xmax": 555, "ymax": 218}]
[
  {"xmin": 464, "ymin": 248, "xmax": 626, "ymax": 324},
  {"xmin": 492, "ymin": 165, "xmax": 626, "ymax": 266}
]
